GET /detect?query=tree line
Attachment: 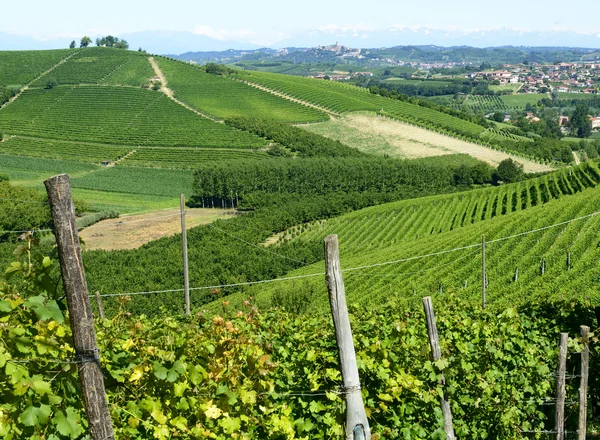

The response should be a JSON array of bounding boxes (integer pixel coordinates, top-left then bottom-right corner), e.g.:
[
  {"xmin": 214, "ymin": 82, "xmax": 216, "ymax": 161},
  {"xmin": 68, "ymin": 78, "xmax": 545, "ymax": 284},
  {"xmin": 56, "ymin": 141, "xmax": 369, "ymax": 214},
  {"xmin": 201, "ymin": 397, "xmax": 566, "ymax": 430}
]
[{"xmin": 189, "ymin": 157, "xmax": 496, "ymax": 208}]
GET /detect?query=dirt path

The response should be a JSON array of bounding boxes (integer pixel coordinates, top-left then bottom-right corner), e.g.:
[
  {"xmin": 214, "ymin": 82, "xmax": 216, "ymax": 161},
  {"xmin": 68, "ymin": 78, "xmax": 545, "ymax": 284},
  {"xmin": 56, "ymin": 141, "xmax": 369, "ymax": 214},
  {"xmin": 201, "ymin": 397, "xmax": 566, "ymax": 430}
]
[
  {"xmin": 0, "ymin": 51, "xmax": 78, "ymax": 110},
  {"xmin": 302, "ymin": 113, "xmax": 552, "ymax": 173},
  {"xmin": 148, "ymin": 57, "xmax": 220, "ymax": 122},
  {"xmin": 236, "ymin": 78, "xmax": 338, "ymax": 117},
  {"xmin": 80, "ymin": 207, "xmax": 236, "ymax": 251}
]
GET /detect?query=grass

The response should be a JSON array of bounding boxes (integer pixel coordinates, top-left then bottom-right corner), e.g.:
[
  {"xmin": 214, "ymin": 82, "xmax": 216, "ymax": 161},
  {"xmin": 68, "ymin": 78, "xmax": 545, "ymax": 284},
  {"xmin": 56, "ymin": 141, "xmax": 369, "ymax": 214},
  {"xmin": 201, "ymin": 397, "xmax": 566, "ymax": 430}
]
[
  {"xmin": 70, "ymin": 189, "xmax": 181, "ymax": 213},
  {"xmin": 500, "ymin": 93, "xmax": 547, "ymax": 107}
]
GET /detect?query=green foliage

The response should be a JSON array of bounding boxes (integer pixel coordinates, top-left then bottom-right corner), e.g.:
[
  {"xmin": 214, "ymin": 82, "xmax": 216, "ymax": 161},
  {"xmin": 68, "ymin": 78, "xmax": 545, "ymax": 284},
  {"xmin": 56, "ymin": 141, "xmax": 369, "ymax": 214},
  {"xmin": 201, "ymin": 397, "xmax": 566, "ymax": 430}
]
[
  {"xmin": 95, "ymin": 35, "xmax": 129, "ymax": 49},
  {"xmin": 0, "ymin": 50, "xmax": 72, "ymax": 87},
  {"xmin": 75, "ymin": 210, "xmax": 120, "ymax": 230},
  {"xmin": 156, "ymin": 58, "xmax": 328, "ymax": 123},
  {"xmin": 190, "ymin": 157, "xmax": 495, "ymax": 207},
  {"xmin": 571, "ymin": 103, "xmax": 593, "ymax": 138},
  {"xmin": 0, "ymin": 182, "xmax": 51, "ymax": 242},
  {"xmin": 204, "ymin": 62, "xmax": 234, "ymax": 75},
  {"xmin": 225, "ymin": 117, "xmax": 365, "ymax": 157},
  {"xmin": 0, "ymin": 86, "xmax": 265, "ymax": 148},
  {"xmin": 496, "ymin": 158, "xmax": 525, "ymax": 183},
  {"xmin": 1, "ymin": 249, "xmax": 596, "ymax": 438}
]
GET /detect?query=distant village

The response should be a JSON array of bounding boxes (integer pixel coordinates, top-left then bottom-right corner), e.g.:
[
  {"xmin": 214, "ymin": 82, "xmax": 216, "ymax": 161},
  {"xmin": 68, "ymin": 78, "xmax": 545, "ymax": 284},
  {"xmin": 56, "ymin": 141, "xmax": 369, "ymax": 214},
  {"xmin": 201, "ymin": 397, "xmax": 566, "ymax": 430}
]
[{"xmin": 470, "ymin": 62, "xmax": 600, "ymax": 94}]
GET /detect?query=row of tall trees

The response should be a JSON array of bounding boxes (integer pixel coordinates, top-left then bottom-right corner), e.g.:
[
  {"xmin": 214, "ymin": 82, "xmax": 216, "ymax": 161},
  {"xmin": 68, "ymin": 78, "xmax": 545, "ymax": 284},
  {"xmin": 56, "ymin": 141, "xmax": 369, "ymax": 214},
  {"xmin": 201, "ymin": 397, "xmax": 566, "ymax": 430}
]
[{"xmin": 69, "ymin": 36, "xmax": 128, "ymax": 49}]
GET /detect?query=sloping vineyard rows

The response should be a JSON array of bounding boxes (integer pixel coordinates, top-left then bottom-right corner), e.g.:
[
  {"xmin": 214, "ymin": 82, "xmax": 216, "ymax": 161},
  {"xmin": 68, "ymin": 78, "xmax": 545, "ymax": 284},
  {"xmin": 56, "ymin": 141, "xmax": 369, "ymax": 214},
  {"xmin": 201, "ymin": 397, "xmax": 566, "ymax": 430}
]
[
  {"xmin": 100, "ymin": 55, "xmax": 156, "ymax": 87},
  {"xmin": 155, "ymin": 58, "xmax": 328, "ymax": 123},
  {"xmin": 31, "ymin": 47, "xmax": 150, "ymax": 87},
  {"xmin": 277, "ymin": 162, "xmax": 600, "ymax": 254},
  {"xmin": 229, "ymin": 178, "xmax": 600, "ymax": 316},
  {"xmin": 236, "ymin": 71, "xmax": 517, "ymax": 144},
  {"xmin": 0, "ymin": 49, "xmax": 73, "ymax": 86},
  {"xmin": 482, "ymin": 128, "xmax": 531, "ymax": 143},
  {"xmin": 3, "ymin": 263, "xmax": 582, "ymax": 439},
  {"xmin": 0, "ymin": 136, "xmax": 130, "ymax": 163},
  {"xmin": 120, "ymin": 147, "xmax": 271, "ymax": 169},
  {"xmin": 0, "ymin": 86, "xmax": 266, "ymax": 148},
  {"xmin": 70, "ymin": 166, "xmax": 194, "ymax": 198},
  {"xmin": 462, "ymin": 95, "xmax": 510, "ymax": 113}
]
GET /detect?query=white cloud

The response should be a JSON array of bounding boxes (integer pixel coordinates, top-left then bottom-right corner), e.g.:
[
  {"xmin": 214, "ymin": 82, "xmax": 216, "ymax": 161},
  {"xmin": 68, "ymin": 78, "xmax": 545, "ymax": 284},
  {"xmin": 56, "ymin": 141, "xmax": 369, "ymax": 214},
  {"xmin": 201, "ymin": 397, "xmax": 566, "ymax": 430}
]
[{"xmin": 192, "ymin": 25, "xmax": 276, "ymax": 46}]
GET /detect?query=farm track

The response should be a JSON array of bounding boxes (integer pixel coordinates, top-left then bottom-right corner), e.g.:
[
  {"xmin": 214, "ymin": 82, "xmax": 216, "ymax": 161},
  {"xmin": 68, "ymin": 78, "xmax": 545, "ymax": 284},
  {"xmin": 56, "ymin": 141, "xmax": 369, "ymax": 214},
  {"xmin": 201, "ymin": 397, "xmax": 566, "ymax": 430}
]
[
  {"xmin": 235, "ymin": 78, "xmax": 339, "ymax": 118},
  {"xmin": 0, "ymin": 51, "xmax": 78, "ymax": 111},
  {"xmin": 148, "ymin": 57, "xmax": 222, "ymax": 123}
]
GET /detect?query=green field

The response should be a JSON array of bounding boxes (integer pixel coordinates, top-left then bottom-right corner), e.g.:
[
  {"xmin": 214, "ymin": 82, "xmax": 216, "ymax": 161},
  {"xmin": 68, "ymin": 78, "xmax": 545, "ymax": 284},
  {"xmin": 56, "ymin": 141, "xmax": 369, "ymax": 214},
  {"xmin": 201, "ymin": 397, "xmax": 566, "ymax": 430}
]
[
  {"xmin": 0, "ymin": 86, "xmax": 265, "ymax": 148},
  {"xmin": 500, "ymin": 93, "xmax": 547, "ymax": 107},
  {"xmin": 0, "ymin": 49, "xmax": 72, "ymax": 86},
  {"xmin": 156, "ymin": 58, "xmax": 328, "ymax": 123},
  {"xmin": 31, "ymin": 47, "xmax": 154, "ymax": 87},
  {"xmin": 217, "ymin": 162, "xmax": 600, "ymax": 312}
]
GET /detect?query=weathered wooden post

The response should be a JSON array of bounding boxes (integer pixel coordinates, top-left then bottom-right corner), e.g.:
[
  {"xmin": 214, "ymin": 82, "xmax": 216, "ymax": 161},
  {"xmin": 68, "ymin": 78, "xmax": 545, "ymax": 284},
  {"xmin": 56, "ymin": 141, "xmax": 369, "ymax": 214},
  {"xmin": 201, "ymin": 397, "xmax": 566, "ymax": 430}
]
[
  {"xmin": 514, "ymin": 267, "xmax": 519, "ymax": 283},
  {"xmin": 541, "ymin": 258, "xmax": 546, "ymax": 276},
  {"xmin": 180, "ymin": 194, "xmax": 190, "ymax": 316},
  {"xmin": 578, "ymin": 326, "xmax": 590, "ymax": 440},
  {"xmin": 567, "ymin": 252, "xmax": 571, "ymax": 271},
  {"xmin": 555, "ymin": 332, "xmax": 568, "ymax": 440},
  {"xmin": 94, "ymin": 291, "xmax": 105, "ymax": 320},
  {"xmin": 324, "ymin": 235, "xmax": 370, "ymax": 440},
  {"xmin": 422, "ymin": 296, "xmax": 455, "ymax": 440},
  {"xmin": 44, "ymin": 174, "xmax": 114, "ymax": 440},
  {"xmin": 481, "ymin": 235, "xmax": 486, "ymax": 309}
]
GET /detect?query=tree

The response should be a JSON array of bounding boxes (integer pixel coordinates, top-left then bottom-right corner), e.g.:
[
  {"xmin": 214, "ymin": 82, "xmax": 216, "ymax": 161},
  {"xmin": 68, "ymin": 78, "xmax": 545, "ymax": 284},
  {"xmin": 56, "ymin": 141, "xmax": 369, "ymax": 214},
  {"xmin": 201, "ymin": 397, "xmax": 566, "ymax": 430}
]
[
  {"xmin": 80, "ymin": 36, "xmax": 92, "ymax": 48},
  {"xmin": 491, "ymin": 111, "xmax": 505, "ymax": 123},
  {"xmin": 69, "ymin": 40, "xmax": 76, "ymax": 49},
  {"xmin": 496, "ymin": 158, "xmax": 524, "ymax": 183},
  {"xmin": 45, "ymin": 79, "xmax": 57, "ymax": 89},
  {"xmin": 571, "ymin": 103, "xmax": 592, "ymax": 138},
  {"xmin": 95, "ymin": 35, "xmax": 129, "ymax": 49}
]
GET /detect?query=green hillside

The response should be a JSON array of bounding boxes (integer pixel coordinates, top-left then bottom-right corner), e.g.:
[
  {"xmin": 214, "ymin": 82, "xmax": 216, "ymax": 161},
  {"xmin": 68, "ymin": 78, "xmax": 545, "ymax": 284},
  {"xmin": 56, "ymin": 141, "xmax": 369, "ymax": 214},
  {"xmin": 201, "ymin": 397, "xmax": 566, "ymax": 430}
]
[
  {"xmin": 208, "ymin": 162, "xmax": 600, "ymax": 312},
  {"xmin": 30, "ymin": 47, "xmax": 154, "ymax": 87},
  {"xmin": 156, "ymin": 57, "xmax": 328, "ymax": 123},
  {"xmin": 0, "ymin": 49, "xmax": 73, "ymax": 86}
]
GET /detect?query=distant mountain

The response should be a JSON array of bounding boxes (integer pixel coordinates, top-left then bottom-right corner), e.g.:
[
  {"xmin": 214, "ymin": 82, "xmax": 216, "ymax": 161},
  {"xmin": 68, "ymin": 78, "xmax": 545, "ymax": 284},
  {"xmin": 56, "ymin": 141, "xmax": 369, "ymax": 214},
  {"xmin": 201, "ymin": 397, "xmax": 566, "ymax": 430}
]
[
  {"xmin": 274, "ymin": 28, "xmax": 600, "ymax": 50},
  {"xmin": 1, "ymin": 28, "xmax": 599, "ymax": 54}
]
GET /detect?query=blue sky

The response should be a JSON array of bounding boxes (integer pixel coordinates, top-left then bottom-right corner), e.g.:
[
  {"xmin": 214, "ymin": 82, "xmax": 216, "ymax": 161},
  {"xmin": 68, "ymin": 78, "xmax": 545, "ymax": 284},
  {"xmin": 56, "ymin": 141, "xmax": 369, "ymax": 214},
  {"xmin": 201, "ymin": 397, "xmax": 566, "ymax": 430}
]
[{"xmin": 4, "ymin": 0, "xmax": 598, "ymax": 46}]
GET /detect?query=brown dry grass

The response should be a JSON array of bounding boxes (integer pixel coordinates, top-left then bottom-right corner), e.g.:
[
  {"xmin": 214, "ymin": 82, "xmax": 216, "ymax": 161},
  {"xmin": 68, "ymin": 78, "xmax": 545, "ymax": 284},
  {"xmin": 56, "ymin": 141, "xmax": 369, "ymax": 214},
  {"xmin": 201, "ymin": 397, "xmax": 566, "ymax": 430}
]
[
  {"xmin": 80, "ymin": 208, "xmax": 235, "ymax": 251},
  {"xmin": 302, "ymin": 113, "xmax": 552, "ymax": 173}
]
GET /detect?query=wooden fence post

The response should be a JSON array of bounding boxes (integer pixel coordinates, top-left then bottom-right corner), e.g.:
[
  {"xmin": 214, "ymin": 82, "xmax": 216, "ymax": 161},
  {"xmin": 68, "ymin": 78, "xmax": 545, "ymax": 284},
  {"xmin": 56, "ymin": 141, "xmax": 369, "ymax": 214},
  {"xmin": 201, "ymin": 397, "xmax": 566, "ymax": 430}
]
[
  {"xmin": 422, "ymin": 296, "xmax": 455, "ymax": 440},
  {"xmin": 181, "ymin": 194, "xmax": 190, "ymax": 316},
  {"xmin": 578, "ymin": 326, "xmax": 590, "ymax": 440},
  {"xmin": 541, "ymin": 258, "xmax": 546, "ymax": 276},
  {"xmin": 95, "ymin": 291, "xmax": 105, "ymax": 320},
  {"xmin": 324, "ymin": 235, "xmax": 370, "ymax": 440},
  {"xmin": 567, "ymin": 252, "xmax": 571, "ymax": 271},
  {"xmin": 556, "ymin": 332, "xmax": 568, "ymax": 440},
  {"xmin": 482, "ymin": 235, "xmax": 486, "ymax": 309},
  {"xmin": 514, "ymin": 267, "xmax": 519, "ymax": 283},
  {"xmin": 44, "ymin": 174, "xmax": 114, "ymax": 440}
]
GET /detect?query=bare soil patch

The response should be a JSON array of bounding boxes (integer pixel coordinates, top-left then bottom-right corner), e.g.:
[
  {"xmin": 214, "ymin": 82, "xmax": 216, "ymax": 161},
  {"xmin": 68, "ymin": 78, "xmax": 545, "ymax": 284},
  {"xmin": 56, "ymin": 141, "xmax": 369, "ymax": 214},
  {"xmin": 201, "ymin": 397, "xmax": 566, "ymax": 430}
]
[{"xmin": 80, "ymin": 208, "xmax": 235, "ymax": 251}]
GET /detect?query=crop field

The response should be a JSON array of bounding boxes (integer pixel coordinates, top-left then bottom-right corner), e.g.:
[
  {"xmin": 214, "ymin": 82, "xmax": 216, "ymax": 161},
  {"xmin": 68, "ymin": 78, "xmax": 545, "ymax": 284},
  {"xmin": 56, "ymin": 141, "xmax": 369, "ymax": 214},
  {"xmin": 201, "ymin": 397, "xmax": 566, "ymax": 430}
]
[
  {"xmin": 0, "ymin": 86, "xmax": 266, "ymax": 148},
  {"xmin": 0, "ymin": 49, "xmax": 72, "ymax": 86},
  {"xmin": 300, "ymin": 113, "xmax": 550, "ymax": 171},
  {"xmin": 500, "ymin": 93, "xmax": 547, "ymax": 107},
  {"xmin": 30, "ymin": 47, "xmax": 152, "ymax": 87},
  {"xmin": 0, "ymin": 153, "xmax": 98, "ymax": 187},
  {"xmin": 156, "ymin": 58, "xmax": 328, "ymax": 123},
  {"xmin": 69, "ymin": 166, "xmax": 194, "ymax": 198},
  {"xmin": 120, "ymin": 147, "xmax": 271, "ymax": 169},
  {"xmin": 462, "ymin": 95, "xmax": 509, "ymax": 112},
  {"xmin": 219, "ymin": 162, "xmax": 600, "ymax": 312},
  {"xmin": 0, "ymin": 136, "xmax": 131, "ymax": 163},
  {"xmin": 558, "ymin": 92, "xmax": 599, "ymax": 100}
]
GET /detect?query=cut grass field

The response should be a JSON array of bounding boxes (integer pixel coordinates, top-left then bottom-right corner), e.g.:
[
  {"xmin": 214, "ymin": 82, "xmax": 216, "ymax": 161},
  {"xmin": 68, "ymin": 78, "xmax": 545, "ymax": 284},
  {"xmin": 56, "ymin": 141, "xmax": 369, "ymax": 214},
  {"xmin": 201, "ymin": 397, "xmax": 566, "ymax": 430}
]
[
  {"xmin": 300, "ymin": 112, "xmax": 552, "ymax": 172},
  {"xmin": 80, "ymin": 207, "xmax": 236, "ymax": 250}
]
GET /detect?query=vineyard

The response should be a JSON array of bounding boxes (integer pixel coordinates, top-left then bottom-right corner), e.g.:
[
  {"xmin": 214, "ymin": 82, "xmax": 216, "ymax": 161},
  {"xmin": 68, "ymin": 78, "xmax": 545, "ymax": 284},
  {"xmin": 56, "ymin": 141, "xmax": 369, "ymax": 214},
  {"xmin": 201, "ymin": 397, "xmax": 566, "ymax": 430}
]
[
  {"xmin": 0, "ymin": 137, "xmax": 131, "ymax": 163},
  {"xmin": 155, "ymin": 58, "xmax": 328, "ymax": 123},
  {"xmin": 461, "ymin": 95, "xmax": 509, "ymax": 113},
  {"xmin": 0, "ymin": 86, "xmax": 266, "ymax": 148},
  {"xmin": 0, "ymin": 49, "xmax": 73, "ymax": 86},
  {"xmin": 120, "ymin": 147, "xmax": 271, "ymax": 169},
  {"xmin": 30, "ymin": 47, "xmax": 154, "ymax": 87}
]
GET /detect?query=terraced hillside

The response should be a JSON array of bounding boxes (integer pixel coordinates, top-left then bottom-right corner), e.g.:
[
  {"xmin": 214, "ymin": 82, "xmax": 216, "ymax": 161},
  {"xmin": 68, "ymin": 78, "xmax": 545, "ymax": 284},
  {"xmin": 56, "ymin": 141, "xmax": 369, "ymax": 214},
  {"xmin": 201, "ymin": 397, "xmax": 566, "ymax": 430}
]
[
  {"xmin": 155, "ymin": 57, "xmax": 328, "ymax": 123},
  {"xmin": 211, "ymin": 162, "xmax": 600, "ymax": 312}
]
